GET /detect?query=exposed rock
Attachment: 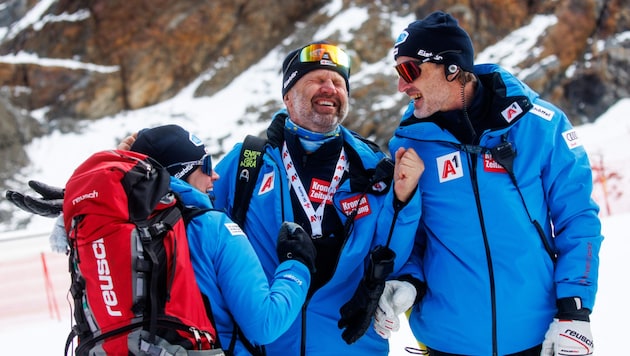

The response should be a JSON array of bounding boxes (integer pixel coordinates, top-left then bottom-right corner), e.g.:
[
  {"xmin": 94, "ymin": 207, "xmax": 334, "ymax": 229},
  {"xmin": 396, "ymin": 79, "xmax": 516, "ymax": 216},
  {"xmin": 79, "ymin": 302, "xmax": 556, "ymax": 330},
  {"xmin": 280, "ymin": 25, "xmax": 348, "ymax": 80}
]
[
  {"xmin": 0, "ymin": 90, "xmax": 42, "ymax": 180},
  {"xmin": 0, "ymin": 0, "xmax": 629, "ymax": 226},
  {"xmin": 0, "ymin": 0, "xmax": 329, "ymax": 118}
]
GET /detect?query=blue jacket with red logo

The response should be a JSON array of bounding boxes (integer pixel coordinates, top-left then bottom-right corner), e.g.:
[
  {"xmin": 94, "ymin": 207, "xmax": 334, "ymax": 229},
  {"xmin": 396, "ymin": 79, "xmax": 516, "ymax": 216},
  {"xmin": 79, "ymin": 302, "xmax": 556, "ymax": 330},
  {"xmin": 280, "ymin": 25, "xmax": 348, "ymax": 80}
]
[
  {"xmin": 390, "ymin": 64, "xmax": 603, "ymax": 355},
  {"xmin": 213, "ymin": 110, "xmax": 421, "ymax": 355},
  {"xmin": 171, "ymin": 177, "xmax": 311, "ymax": 355}
]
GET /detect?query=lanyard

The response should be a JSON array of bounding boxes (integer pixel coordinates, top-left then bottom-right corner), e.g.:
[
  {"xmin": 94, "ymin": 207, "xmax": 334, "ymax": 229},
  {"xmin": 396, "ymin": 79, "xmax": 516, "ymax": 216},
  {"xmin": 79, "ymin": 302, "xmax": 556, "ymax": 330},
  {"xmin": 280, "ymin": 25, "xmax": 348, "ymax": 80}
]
[{"xmin": 282, "ymin": 141, "xmax": 348, "ymax": 237}]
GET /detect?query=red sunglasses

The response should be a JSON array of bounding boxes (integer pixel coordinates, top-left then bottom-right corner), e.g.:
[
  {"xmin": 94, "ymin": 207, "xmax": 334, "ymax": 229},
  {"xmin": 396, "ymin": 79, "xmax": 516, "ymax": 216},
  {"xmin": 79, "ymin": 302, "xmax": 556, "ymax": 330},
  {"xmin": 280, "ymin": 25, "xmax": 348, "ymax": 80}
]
[{"xmin": 395, "ymin": 60, "xmax": 423, "ymax": 83}]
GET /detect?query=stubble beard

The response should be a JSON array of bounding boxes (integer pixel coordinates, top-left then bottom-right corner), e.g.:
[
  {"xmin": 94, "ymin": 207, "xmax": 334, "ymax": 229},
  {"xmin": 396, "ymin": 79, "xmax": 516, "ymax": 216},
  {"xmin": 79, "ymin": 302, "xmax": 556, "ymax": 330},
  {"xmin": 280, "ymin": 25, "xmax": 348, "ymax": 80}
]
[{"xmin": 290, "ymin": 95, "xmax": 349, "ymax": 133}]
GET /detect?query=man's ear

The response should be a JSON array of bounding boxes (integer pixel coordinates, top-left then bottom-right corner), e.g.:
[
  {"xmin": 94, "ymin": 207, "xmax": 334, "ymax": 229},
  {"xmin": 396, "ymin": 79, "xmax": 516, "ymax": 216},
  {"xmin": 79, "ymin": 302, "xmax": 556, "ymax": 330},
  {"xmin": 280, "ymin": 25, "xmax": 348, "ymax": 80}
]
[{"xmin": 445, "ymin": 64, "xmax": 459, "ymax": 82}]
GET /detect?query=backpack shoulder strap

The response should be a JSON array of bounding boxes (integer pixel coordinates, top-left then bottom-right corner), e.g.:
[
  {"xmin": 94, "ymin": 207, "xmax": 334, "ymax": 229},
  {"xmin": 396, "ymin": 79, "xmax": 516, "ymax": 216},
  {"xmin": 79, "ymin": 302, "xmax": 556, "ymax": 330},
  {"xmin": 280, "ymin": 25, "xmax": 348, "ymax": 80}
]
[
  {"xmin": 181, "ymin": 205, "xmax": 214, "ymax": 225},
  {"xmin": 232, "ymin": 134, "xmax": 266, "ymax": 228}
]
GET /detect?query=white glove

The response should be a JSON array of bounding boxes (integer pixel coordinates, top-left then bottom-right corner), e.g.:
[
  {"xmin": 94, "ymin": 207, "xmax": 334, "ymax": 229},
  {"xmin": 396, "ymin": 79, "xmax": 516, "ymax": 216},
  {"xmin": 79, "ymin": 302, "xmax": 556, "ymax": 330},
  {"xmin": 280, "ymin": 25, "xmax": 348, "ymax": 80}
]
[
  {"xmin": 373, "ymin": 280, "xmax": 416, "ymax": 339},
  {"xmin": 540, "ymin": 318, "xmax": 594, "ymax": 356},
  {"xmin": 49, "ymin": 214, "xmax": 69, "ymax": 254}
]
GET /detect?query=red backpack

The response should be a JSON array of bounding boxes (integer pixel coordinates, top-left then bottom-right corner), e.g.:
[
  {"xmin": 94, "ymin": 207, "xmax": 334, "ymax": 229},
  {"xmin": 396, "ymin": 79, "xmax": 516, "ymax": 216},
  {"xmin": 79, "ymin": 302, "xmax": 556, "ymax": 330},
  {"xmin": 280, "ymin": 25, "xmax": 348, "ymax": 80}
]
[{"xmin": 62, "ymin": 150, "xmax": 223, "ymax": 355}]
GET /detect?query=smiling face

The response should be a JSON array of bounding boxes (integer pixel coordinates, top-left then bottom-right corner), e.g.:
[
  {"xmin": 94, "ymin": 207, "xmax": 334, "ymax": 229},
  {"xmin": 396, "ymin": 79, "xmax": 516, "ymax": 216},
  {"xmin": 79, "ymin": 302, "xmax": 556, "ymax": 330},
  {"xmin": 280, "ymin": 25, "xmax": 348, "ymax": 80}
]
[
  {"xmin": 186, "ymin": 166, "xmax": 220, "ymax": 193},
  {"xmin": 396, "ymin": 56, "xmax": 462, "ymax": 119},
  {"xmin": 283, "ymin": 69, "xmax": 349, "ymax": 133}
]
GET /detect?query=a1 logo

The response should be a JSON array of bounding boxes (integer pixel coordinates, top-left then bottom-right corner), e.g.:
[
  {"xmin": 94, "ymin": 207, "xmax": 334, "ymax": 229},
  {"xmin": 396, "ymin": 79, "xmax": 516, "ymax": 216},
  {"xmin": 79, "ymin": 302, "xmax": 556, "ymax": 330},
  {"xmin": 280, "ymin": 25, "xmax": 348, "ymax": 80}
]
[{"xmin": 437, "ymin": 151, "xmax": 464, "ymax": 183}]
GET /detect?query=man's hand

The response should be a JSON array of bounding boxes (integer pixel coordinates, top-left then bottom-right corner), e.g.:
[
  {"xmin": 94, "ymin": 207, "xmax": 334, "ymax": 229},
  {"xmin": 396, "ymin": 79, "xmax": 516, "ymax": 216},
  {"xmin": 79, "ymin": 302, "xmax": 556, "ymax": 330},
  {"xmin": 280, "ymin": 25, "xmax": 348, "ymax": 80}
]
[
  {"xmin": 393, "ymin": 147, "xmax": 423, "ymax": 203},
  {"xmin": 540, "ymin": 318, "xmax": 594, "ymax": 355},
  {"xmin": 5, "ymin": 180, "xmax": 64, "ymax": 217},
  {"xmin": 373, "ymin": 280, "xmax": 417, "ymax": 339},
  {"xmin": 338, "ymin": 246, "xmax": 395, "ymax": 344},
  {"xmin": 541, "ymin": 297, "xmax": 594, "ymax": 356},
  {"xmin": 6, "ymin": 181, "xmax": 69, "ymax": 253},
  {"xmin": 276, "ymin": 221, "xmax": 317, "ymax": 274},
  {"xmin": 117, "ymin": 132, "xmax": 138, "ymax": 150}
]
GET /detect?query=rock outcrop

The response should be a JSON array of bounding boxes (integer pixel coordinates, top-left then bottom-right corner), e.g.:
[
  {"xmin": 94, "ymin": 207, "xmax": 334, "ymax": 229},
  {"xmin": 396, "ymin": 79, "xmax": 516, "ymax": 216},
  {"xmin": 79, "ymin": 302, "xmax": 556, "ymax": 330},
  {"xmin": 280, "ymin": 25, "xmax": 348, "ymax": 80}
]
[{"xmin": 0, "ymin": 0, "xmax": 629, "ymax": 225}]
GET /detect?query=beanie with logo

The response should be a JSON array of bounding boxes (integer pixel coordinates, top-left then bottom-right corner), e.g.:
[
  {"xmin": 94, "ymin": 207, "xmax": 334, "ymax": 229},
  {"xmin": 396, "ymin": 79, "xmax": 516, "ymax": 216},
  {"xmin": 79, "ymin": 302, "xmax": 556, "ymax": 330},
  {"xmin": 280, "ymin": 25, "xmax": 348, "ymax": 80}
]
[
  {"xmin": 281, "ymin": 41, "xmax": 351, "ymax": 97},
  {"xmin": 130, "ymin": 124, "xmax": 208, "ymax": 181},
  {"xmin": 394, "ymin": 11, "xmax": 475, "ymax": 72}
]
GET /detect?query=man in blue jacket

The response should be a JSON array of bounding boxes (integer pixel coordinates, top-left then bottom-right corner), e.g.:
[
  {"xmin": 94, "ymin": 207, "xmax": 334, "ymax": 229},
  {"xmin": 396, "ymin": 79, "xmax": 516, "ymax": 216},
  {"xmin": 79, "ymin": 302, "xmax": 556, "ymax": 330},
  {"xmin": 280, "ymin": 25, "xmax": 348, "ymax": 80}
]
[
  {"xmin": 212, "ymin": 42, "xmax": 424, "ymax": 355},
  {"xmin": 129, "ymin": 124, "xmax": 317, "ymax": 355},
  {"xmin": 374, "ymin": 11, "xmax": 603, "ymax": 356},
  {"xmin": 6, "ymin": 124, "xmax": 318, "ymax": 356}
]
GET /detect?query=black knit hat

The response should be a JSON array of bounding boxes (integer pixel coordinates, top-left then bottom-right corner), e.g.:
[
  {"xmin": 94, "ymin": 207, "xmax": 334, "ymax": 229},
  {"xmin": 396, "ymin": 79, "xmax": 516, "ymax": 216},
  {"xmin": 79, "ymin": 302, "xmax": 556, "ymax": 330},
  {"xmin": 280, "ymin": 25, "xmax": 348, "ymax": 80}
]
[
  {"xmin": 130, "ymin": 124, "xmax": 208, "ymax": 181},
  {"xmin": 394, "ymin": 11, "xmax": 474, "ymax": 72},
  {"xmin": 281, "ymin": 41, "xmax": 351, "ymax": 97}
]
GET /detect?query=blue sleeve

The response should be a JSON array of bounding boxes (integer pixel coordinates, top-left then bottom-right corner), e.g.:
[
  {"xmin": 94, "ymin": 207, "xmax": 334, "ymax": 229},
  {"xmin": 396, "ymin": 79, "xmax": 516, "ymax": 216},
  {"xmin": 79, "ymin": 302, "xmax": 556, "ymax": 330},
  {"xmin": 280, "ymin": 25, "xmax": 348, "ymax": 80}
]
[
  {"xmin": 393, "ymin": 225, "xmax": 426, "ymax": 282},
  {"xmin": 374, "ymin": 177, "xmax": 422, "ymax": 274},
  {"xmin": 541, "ymin": 109, "xmax": 603, "ymax": 309},
  {"xmin": 188, "ymin": 211, "xmax": 311, "ymax": 345}
]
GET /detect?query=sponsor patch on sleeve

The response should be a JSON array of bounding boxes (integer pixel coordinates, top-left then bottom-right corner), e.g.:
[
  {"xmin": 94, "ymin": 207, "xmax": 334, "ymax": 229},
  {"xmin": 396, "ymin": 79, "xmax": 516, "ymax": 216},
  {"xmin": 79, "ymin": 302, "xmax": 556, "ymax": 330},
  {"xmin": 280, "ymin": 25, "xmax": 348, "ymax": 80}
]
[
  {"xmin": 530, "ymin": 104, "xmax": 554, "ymax": 121},
  {"xmin": 257, "ymin": 171, "xmax": 275, "ymax": 195},
  {"xmin": 224, "ymin": 222, "xmax": 245, "ymax": 236},
  {"xmin": 562, "ymin": 129, "xmax": 582, "ymax": 149},
  {"xmin": 501, "ymin": 102, "xmax": 524, "ymax": 123}
]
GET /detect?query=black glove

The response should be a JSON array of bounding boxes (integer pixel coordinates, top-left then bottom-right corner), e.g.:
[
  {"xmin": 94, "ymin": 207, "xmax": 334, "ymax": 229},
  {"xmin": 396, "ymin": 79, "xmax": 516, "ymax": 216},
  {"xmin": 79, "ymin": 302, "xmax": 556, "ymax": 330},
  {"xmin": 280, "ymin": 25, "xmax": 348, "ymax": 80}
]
[
  {"xmin": 338, "ymin": 245, "xmax": 395, "ymax": 344},
  {"xmin": 5, "ymin": 180, "xmax": 65, "ymax": 218},
  {"xmin": 276, "ymin": 221, "xmax": 317, "ymax": 274}
]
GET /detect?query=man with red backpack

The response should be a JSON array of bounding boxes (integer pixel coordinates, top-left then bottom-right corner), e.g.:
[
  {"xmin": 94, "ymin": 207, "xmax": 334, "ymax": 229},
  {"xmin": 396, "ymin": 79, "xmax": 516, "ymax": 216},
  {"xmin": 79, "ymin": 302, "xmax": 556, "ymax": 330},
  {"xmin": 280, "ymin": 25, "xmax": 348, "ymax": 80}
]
[
  {"xmin": 129, "ymin": 125, "xmax": 316, "ymax": 354},
  {"xmin": 7, "ymin": 124, "xmax": 316, "ymax": 355}
]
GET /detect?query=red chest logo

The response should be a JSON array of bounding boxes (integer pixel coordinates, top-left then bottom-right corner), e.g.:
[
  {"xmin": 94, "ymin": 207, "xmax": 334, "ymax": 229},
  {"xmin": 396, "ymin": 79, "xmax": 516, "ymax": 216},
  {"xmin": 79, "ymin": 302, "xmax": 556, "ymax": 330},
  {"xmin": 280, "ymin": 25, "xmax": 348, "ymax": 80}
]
[
  {"xmin": 483, "ymin": 153, "xmax": 507, "ymax": 173},
  {"xmin": 309, "ymin": 178, "xmax": 333, "ymax": 204},
  {"xmin": 340, "ymin": 194, "xmax": 371, "ymax": 219}
]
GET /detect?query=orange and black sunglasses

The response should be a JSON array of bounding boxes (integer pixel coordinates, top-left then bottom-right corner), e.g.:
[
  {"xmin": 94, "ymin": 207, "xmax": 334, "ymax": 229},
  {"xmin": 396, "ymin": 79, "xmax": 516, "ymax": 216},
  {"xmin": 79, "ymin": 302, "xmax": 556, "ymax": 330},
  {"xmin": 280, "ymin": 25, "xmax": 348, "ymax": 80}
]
[{"xmin": 395, "ymin": 60, "xmax": 423, "ymax": 83}]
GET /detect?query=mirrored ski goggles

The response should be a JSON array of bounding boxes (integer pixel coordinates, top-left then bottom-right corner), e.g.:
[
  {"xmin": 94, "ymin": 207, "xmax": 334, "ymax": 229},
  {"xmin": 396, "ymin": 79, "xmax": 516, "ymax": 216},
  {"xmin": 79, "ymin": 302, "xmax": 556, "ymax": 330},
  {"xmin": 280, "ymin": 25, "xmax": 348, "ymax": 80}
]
[
  {"xmin": 167, "ymin": 153, "xmax": 213, "ymax": 176},
  {"xmin": 395, "ymin": 60, "xmax": 423, "ymax": 83},
  {"xmin": 297, "ymin": 43, "xmax": 351, "ymax": 69}
]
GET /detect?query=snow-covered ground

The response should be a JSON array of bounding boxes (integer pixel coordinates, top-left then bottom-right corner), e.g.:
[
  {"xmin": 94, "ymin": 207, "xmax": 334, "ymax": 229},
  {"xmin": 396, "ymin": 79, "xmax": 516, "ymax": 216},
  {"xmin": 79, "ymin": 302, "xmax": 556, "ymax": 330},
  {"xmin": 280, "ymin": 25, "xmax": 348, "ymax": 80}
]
[{"xmin": 0, "ymin": 210, "xmax": 627, "ymax": 355}]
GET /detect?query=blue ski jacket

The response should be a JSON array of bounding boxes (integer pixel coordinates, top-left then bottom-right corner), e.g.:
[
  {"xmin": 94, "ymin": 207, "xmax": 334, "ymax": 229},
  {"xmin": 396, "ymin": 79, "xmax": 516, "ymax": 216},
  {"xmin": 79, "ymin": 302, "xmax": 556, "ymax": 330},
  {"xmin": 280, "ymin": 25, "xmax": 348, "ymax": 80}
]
[
  {"xmin": 169, "ymin": 177, "xmax": 311, "ymax": 355},
  {"xmin": 213, "ymin": 111, "xmax": 421, "ymax": 355},
  {"xmin": 390, "ymin": 64, "xmax": 603, "ymax": 355}
]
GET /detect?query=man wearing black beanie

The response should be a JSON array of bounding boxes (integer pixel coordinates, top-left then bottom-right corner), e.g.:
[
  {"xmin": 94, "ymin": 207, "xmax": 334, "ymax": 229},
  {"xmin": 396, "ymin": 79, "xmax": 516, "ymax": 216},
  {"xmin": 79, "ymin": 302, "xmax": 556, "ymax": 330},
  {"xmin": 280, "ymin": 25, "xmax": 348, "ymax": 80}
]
[
  {"xmin": 282, "ymin": 41, "xmax": 351, "ymax": 97},
  {"xmin": 212, "ymin": 41, "xmax": 425, "ymax": 355},
  {"xmin": 377, "ymin": 10, "xmax": 602, "ymax": 356}
]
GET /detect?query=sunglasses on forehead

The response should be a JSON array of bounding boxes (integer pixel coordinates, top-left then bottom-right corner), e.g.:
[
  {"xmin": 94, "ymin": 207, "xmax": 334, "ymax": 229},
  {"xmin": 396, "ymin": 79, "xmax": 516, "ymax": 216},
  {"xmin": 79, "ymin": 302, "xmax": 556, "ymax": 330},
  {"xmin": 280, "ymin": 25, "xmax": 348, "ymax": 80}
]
[
  {"xmin": 300, "ymin": 43, "xmax": 351, "ymax": 68},
  {"xmin": 286, "ymin": 43, "xmax": 351, "ymax": 73},
  {"xmin": 166, "ymin": 153, "xmax": 213, "ymax": 176},
  {"xmin": 394, "ymin": 60, "xmax": 423, "ymax": 83}
]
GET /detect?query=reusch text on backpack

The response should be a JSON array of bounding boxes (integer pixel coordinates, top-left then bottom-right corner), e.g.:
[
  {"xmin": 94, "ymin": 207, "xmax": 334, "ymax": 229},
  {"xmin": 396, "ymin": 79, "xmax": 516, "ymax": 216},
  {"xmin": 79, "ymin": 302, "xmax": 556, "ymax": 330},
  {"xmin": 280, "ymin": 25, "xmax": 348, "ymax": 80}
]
[{"xmin": 62, "ymin": 150, "xmax": 223, "ymax": 355}]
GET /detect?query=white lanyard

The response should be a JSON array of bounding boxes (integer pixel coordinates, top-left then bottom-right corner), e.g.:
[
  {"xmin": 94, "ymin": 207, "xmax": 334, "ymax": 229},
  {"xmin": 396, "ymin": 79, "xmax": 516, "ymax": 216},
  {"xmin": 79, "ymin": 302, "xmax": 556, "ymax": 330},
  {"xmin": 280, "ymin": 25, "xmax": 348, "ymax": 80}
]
[{"xmin": 282, "ymin": 141, "xmax": 348, "ymax": 237}]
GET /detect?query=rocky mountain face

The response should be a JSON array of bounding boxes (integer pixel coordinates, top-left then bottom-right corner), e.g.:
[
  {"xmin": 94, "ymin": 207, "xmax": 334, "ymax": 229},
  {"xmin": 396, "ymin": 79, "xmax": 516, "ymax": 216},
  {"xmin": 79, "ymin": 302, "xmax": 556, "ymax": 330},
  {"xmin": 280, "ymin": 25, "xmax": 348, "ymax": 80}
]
[{"xmin": 0, "ymin": 0, "xmax": 629, "ymax": 222}]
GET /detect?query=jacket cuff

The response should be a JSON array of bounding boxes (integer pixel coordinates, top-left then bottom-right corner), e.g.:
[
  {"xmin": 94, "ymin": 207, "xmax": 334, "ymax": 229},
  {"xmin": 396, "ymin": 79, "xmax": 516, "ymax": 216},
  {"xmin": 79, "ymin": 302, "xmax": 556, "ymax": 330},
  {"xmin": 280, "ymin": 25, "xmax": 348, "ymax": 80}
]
[
  {"xmin": 397, "ymin": 274, "xmax": 427, "ymax": 304},
  {"xmin": 556, "ymin": 297, "xmax": 591, "ymax": 322}
]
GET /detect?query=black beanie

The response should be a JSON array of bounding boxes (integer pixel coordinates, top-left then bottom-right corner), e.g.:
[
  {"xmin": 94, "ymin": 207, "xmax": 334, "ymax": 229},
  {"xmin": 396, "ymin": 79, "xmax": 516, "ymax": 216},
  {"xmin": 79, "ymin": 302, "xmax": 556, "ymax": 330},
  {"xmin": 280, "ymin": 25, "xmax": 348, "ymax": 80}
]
[
  {"xmin": 130, "ymin": 124, "xmax": 208, "ymax": 181},
  {"xmin": 394, "ymin": 11, "xmax": 474, "ymax": 72},
  {"xmin": 281, "ymin": 41, "xmax": 351, "ymax": 97}
]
